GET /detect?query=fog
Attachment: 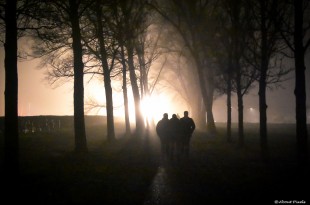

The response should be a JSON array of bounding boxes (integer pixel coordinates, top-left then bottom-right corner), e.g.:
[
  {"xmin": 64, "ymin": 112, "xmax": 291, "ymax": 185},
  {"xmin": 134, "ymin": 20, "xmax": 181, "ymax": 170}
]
[{"xmin": 1, "ymin": 45, "xmax": 310, "ymax": 125}]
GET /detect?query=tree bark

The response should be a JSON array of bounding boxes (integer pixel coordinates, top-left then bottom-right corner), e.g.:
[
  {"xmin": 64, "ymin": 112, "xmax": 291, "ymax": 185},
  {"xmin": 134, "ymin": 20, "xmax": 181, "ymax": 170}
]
[
  {"xmin": 196, "ymin": 62, "xmax": 216, "ymax": 134},
  {"xmin": 206, "ymin": 75, "xmax": 216, "ymax": 134},
  {"xmin": 136, "ymin": 41, "xmax": 150, "ymax": 129},
  {"xmin": 259, "ymin": 0, "xmax": 269, "ymax": 161},
  {"xmin": 236, "ymin": 44, "xmax": 245, "ymax": 147},
  {"xmin": 127, "ymin": 43, "xmax": 144, "ymax": 136},
  {"xmin": 95, "ymin": 0, "xmax": 115, "ymax": 141},
  {"xmin": 227, "ymin": 53, "xmax": 233, "ymax": 142},
  {"xmin": 236, "ymin": 70, "xmax": 244, "ymax": 147},
  {"xmin": 69, "ymin": 0, "xmax": 87, "ymax": 153},
  {"xmin": 4, "ymin": 0, "xmax": 19, "ymax": 180},
  {"xmin": 227, "ymin": 82, "xmax": 232, "ymax": 142},
  {"xmin": 294, "ymin": 0, "xmax": 308, "ymax": 163},
  {"xmin": 121, "ymin": 44, "xmax": 131, "ymax": 136},
  {"xmin": 192, "ymin": 95, "xmax": 206, "ymax": 130}
]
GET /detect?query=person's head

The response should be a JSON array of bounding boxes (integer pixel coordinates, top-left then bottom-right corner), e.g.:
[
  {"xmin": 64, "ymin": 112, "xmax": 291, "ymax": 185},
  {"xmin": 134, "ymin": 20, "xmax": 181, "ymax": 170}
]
[
  {"xmin": 184, "ymin": 111, "xmax": 189, "ymax": 117},
  {"xmin": 163, "ymin": 113, "xmax": 168, "ymax": 119},
  {"xmin": 172, "ymin": 114, "xmax": 177, "ymax": 118}
]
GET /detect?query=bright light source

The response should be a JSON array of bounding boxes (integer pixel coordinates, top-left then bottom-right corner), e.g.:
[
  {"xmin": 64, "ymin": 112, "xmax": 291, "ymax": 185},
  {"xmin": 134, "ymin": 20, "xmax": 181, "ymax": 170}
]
[
  {"xmin": 86, "ymin": 80, "xmax": 176, "ymax": 125},
  {"xmin": 140, "ymin": 94, "xmax": 171, "ymax": 125}
]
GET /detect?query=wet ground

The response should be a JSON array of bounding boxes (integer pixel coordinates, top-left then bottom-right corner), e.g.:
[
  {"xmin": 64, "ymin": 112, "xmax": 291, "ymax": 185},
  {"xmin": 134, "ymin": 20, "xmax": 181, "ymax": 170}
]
[
  {"xmin": 1, "ymin": 125, "xmax": 310, "ymax": 205},
  {"xmin": 142, "ymin": 131, "xmax": 309, "ymax": 205}
]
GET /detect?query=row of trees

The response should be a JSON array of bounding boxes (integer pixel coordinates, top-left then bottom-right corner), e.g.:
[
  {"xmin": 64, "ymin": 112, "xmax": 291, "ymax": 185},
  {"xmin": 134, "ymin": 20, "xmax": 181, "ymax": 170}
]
[
  {"xmin": 1, "ymin": 0, "xmax": 309, "ymax": 179},
  {"xmin": 150, "ymin": 0, "xmax": 309, "ymax": 162},
  {"xmin": 1, "ymin": 0, "xmax": 159, "ymax": 179}
]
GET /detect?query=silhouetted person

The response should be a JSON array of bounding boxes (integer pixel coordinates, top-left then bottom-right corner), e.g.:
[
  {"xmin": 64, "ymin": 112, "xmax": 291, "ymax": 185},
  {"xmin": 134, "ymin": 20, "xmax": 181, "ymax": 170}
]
[
  {"xmin": 156, "ymin": 113, "xmax": 170, "ymax": 160},
  {"xmin": 168, "ymin": 114, "xmax": 181, "ymax": 161},
  {"xmin": 180, "ymin": 111, "xmax": 195, "ymax": 158}
]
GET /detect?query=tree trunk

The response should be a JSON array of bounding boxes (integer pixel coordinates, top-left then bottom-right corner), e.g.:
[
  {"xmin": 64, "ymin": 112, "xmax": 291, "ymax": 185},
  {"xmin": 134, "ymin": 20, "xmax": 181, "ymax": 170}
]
[
  {"xmin": 196, "ymin": 63, "xmax": 216, "ymax": 134},
  {"xmin": 259, "ymin": 74, "xmax": 268, "ymax": 161},
  {"xmin": 96, "ymin": 0, "xmax": 115, "ymax": 141},
  {"xmin": 206, "ymin": 64, "xmax": 216, "ymax": 134},
  {"xmin": 104, "ymin": 74, "xmax": 116, "ymax": 141},
  {"xmin": 69, "ymin": 0, "xmax": 87, "ymax": 153},
  {"xmin": 138, "ymin": 49, "xmax": 147, "ymax": 98},
  {"xmin": 137, "ymin": 43, "xmax": 150, "ymax": 129},
  {"xmin": 192, "ymin": 96, "xmax": 206, "ymax": 130},
  {"xmin": 121, "ymin": 45, "xmax": 131, "ymax": 136},
  {"xmin": 294, "ymin": 0, "xmax": 308, "ymax": 163},
  {"xmin": 226, "ymin": 50, "xmax": 233, "ymax": 142},
  {"xmin": 4, "ymin": 0, "xmax": 19, "ymax": 180},
  {"xmin": 259, "ymin": 0, "xmax": 269, "ymax": 161},
  {"xmin": 206, "ymin": 77, "xmax": 216, "ymax": 134},
  {"xmin": 127, "ymin": 44, "xmax": 144, "ymax": 136},
  {"xmin": 227, "ymin": 74, "xmax": 232, "ymax": 143},
  {"xmin": 236, "ymin": 73, "xmax": 244, "ymax": 147}
]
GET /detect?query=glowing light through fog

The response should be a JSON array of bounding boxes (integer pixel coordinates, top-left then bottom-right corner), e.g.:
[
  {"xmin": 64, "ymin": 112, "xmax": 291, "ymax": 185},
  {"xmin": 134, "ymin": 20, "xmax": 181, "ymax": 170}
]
[
  {"xmin": 85, "ymin": 81, "xmax": 106, "ymax": 115},
  {"xmin": 85, "ymin": 79, "xmax": 180, "ymax": 125},
  {"xmin": 141, "ymin": 94, "xmax": 171, "ymax": 125}
]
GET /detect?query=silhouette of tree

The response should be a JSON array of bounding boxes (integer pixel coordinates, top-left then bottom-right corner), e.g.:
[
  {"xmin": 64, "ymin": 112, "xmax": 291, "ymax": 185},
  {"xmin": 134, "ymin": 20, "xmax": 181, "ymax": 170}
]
[
  {"xmin": 293, "ymin": 0, "xmax": 309, "ymax": 162},
  {"xmin": 1, "ymin": 0, "xmax": 19, "ymax": 181},
  {"xmin": 279, "ymin": 0, "xmax": 310, "ymax": 163},
  {"xmin": 108, "ymin": 1, "xmax": 131, "ymax": 136},
  {"xmin": 82, "ymin": 0, "xmax": 116, "ymax": 141},
  {"xmin": 36, "ymin": 0, "xmax": 121, "ymax": 142},
  {"xmin": 120, "ymin": 44, "xmax": 131, "ymax": 136},
  {"xmin": 135, "ymin": 24, "xmax": 166, "ymax": 131},
  {"xmin": 149, "ymin": 0, "xmax": 218, "ymax": 134},
  {"xmin": 158, "ymin": 37, "xmax": 206, "ymax": 130},
  {"xmin": 31, "ymin": 0, "xmax": 91, "ymax": 153},
  {"xmin": 117, "ymin": 0, "xmax": 149, "ymax": 136},
  {"xmin": 68, "ymin": 0, "xmax": 88, "ymax": 152},
  {"xmin": 245, "ymin": 0, "xmax": 290, "ymax": 161},
  {"xmin": 215, "ymin": 0, "xmax": 257, "ymax": 145},
  {"xmin": 0, "ymin": 0, "xmax": 45, "ymax": 195},
  {"xmin": 85, "ymin": 0, "xmax": 152, "ymax": 137},
  {"xmin": 0, "ymin": 0, "xmax": 42, "ymax": 179}
]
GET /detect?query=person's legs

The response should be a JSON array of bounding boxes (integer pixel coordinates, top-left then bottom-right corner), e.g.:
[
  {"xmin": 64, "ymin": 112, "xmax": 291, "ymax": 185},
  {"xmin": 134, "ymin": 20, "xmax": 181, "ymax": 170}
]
[
  {"xmin": 160, "ymin": 139, "xmax": 166, "ymax": 161},
  {"xmin": 175, "ymin": 141, "xmax": 182, "ymax": 162},
  {"xmin": 169, "ymin": 139, "xmax": 175, "ymax": 161},
  {"xmin": 185, "ymin": 136, "xmax": 191, "ymax": 158}
]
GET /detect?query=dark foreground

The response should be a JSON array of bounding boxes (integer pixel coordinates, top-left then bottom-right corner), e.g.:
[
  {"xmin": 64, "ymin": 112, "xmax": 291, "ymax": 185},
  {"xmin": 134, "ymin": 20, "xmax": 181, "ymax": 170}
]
[{"xmin": 0, "ymin": 122, "xmax": 309, "ymax": 205}]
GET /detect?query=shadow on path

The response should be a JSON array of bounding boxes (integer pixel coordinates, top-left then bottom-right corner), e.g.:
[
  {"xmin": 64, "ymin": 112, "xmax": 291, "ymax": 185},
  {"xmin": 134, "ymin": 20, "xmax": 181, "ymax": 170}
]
[
  {"xmin": 2, "ymin": 127, "xmax": 309, "ymax": 205},
  {"xmin": 142, "ymin": 131, "xmax": 310, "ymax": 205}
]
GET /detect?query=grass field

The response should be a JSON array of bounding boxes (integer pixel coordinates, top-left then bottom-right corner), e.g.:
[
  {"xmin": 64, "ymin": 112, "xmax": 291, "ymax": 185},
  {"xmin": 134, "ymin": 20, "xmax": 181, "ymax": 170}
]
[{"xmin": 0, "ymin": 117, "xmax": 309, "ymax": 205}]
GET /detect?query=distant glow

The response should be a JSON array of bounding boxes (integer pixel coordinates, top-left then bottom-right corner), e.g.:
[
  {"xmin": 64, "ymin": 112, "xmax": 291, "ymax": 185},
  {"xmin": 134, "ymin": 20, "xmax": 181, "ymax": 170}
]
[
  {"xmin": 85, "ymin": 81, "xmax": 106, "ymax": 115},
  {"xmin": 113, "ymin": 92, "xmax": 135, "ymax": 122},
  {"xmin": 90, "ymin": 86, "xmax": 105, "ymax": 105},
  {"xmin": 69, "ymin": 76, "xmax": 178, "ymax": 125},
  {"xmin": 140, "ymin": 94, "xmax": 171, "ymax": 125},
  {"xmin": 111, "ymin": 92, "xmax": 173, "ymax": 125}
]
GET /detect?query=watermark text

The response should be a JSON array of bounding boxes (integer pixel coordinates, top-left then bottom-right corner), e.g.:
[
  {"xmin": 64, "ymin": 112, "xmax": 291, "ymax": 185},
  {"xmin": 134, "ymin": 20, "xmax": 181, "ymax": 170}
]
[{"xmin": 274, "ymin": 200, "xmax": 306, "ymax": 204}]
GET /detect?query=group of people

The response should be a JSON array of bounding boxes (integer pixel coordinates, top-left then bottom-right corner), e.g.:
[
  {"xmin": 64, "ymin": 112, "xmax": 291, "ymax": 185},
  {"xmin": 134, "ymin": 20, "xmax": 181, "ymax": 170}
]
[{"xmin": 156, "ymin": 111, "xmax": 196, "ymax": 163}]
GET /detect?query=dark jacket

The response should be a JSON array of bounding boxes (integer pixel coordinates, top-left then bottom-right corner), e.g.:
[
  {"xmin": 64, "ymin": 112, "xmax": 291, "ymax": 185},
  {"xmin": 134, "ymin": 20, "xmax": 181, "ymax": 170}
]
[
  {"xmin": 169, "ymin": 115, "xmax": 181, "ymax": 141},
  {"xmin": 180, "ymin": 117, "xmax": 195, "ymax": 136},
  {"xmin": 156, "ymin": 118, "xmax": 169, "ymax": 140}
]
